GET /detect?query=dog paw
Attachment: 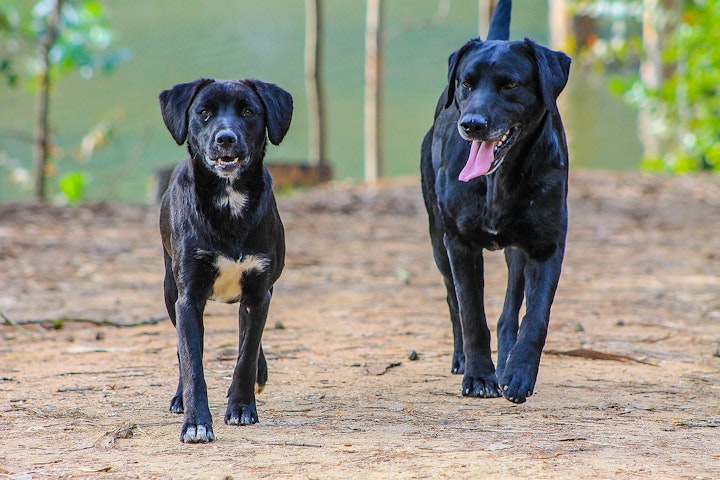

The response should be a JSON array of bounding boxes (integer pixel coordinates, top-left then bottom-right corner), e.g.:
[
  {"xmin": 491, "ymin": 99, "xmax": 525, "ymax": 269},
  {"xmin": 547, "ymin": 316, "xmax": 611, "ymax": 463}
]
[
  {"xmin": 169, "ymin": 394, "xmax": 184, "ymax": 414},
  {"xmin": 499, "ymin": 369, "xmax": 536, "ymax": 404},
  {"xmin": 225, "ymin": 403, "xmax": 258, "ymax": 426},
  {"xmin": 462, "ymin": 374, "xmax": 502, "ymax": 398},
  {"xmin": 181, "ymin": 422, "xmax": 215, "ymax": 443},
  {"xmin": 451, "ymin": 352, "xmax": 466, "ymax": 374}
]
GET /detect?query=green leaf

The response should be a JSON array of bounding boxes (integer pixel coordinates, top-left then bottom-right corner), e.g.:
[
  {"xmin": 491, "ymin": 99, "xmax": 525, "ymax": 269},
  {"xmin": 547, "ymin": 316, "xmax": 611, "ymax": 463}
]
[{"xmin": 58, "ymin": 171, "xmax": 89, "ymax": 204}]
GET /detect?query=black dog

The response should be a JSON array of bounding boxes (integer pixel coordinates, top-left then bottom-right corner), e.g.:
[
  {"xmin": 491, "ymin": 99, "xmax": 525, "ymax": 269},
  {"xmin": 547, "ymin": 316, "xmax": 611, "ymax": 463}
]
[
  {"xmin": 420, "ymin": 0, "xmax": 571, "ymax": 403},
  {"xmin": 158, "ymin": 78, "xmax": 292, "ymax": 442}
]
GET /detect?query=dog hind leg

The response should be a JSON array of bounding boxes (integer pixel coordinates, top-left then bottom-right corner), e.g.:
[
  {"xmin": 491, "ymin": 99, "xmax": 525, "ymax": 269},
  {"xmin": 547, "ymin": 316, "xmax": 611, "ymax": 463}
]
[
  {"xmin": 444, "ymin": 276, "xmax": 465, "ymax": 374},
  {"xmin": 431, "ymin": 226, "xmax": 465, "ymax": 374},
  {"xmin": 256, "ymin": 344, "xmax": 268, "ymax": 393},
  {"xmin": 163, "ymin": 251, "xmax": 186, "ymax": 414}
]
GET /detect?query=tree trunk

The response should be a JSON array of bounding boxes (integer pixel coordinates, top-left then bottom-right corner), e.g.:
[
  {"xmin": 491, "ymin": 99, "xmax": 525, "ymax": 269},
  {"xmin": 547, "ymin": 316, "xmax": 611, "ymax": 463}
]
[
  {"xmin": 304, "ymin": 0, "xmax": 327, "ymax": 168},
  {"xmin": 639, "ymin": 0, "xmax": 681, "ymax": 161},
  {"xmin": 364, "ymin": 0, "xmax": 383, "ymax": 183},
  {"xmin": 34, "ymin": 0, "xmax": 63, "ymax": 201},
  {"xmin": 548, "ymin": 0, "xmax": 570, "ymax": 50},
  {"xmin": 478, "ymin": 0, "xmax": 497, "ymax": 37}
]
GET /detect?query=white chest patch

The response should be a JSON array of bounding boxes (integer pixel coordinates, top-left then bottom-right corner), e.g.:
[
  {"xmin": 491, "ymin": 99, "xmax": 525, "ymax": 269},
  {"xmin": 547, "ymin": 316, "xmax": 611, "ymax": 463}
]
[
  {"xmin": 216, "ymin": 186, "xmax": 248, "ymax": 217},
  {"xmin": 210, "ymin": 254, "xmax": 269, "ymax": 303}
]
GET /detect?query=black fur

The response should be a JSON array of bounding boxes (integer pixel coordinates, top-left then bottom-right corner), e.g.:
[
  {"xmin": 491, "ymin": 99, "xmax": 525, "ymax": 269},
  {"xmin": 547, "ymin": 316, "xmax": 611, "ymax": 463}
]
[
  {"xmin": 158, "ymin": 78, "xmax": 292, "ymax": 442},
  {"xmin": 420, "ymin": 0, "xmax": 571, "ymax": 403}
]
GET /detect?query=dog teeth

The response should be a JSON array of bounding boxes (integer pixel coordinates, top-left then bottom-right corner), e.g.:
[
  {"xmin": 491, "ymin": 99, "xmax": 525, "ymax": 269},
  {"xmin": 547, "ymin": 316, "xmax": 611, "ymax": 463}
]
[{"xmin": 493, "ymin": 129, "xmax": 513, "ymax": 153}]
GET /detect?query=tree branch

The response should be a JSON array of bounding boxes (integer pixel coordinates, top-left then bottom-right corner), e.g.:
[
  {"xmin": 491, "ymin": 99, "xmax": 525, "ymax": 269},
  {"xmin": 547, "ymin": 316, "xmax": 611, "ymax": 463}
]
[{"xmin": 1, "ymin": 311, "xmax": 168, "ymax": 328}]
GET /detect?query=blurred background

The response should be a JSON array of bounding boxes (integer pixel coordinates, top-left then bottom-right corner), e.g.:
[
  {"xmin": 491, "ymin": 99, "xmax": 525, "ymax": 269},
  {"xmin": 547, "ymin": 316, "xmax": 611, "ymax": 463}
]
[{"xmin": 1, "ymin": 0, "xmax": 711, "ymax": 203}]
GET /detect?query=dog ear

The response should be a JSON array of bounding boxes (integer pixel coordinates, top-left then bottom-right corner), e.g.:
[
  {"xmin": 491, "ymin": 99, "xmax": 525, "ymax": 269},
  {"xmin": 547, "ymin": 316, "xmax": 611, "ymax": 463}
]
[
  {"xmin": 524, "ymin": 39, "xmax": 571, "ymax": 114},
  {"xmin": 445, "ymin": 38, "xmax": 482, "ymax": 109},
  {"xmin": 159, "ymin": 78, "xmax": 215, "ymax": 145},
  {"xmin": 245, "ymin": 79, "xmax": 294, "ymax": 146}
]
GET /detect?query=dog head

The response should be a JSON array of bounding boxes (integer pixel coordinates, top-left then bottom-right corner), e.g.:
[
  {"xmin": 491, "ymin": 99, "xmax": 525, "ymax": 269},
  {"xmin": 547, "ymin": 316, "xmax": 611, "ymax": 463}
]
[
  {"xmin": 159, "ymin": 78, "xmax": 293, "ymax": 179},
  {"xmin": 445, "ymin": 39, "xmax": 570, "ymax": 181}
]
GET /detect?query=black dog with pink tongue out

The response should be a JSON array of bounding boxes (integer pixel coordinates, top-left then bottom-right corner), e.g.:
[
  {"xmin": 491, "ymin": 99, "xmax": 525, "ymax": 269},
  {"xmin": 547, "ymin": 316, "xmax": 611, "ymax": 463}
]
[
  {"xmin": 420, "ymin": 0, "xmax": 571, "ymax": 404},
  {"xmin": 158, "ymin": 78, "xmax": 292, "ymax": 442}
]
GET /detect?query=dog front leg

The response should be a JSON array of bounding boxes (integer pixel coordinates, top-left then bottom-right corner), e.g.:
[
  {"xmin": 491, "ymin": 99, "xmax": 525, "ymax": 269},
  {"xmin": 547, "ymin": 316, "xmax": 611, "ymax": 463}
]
[
  {"xmin": 496, "ymin": 247, "xmax": 527, "ymax": 378},
  {"xmin": 225, "ymin": 290, "xmax": 271, "ymax": 426},
  {"xmin": 175, "ymin": 296, "xmax": 214, "ymax": 443},
  {"xmin": 444, "ymin": 234, "xmax": 501, "ymax": 398},
  {"xmin": 499, "ymin": 246, "xmax": 564, "ymax": 403}
]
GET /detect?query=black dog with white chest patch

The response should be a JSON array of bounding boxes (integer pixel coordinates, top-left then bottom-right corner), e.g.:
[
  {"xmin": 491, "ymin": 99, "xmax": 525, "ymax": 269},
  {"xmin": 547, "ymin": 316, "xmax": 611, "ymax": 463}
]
[
  {"xmin": 158, "ymin": 78, "xmax": 292, "ymax": 442},
  {"xmin": 421, "ymin": 0, "xmax": 571, "ymax": 403}
]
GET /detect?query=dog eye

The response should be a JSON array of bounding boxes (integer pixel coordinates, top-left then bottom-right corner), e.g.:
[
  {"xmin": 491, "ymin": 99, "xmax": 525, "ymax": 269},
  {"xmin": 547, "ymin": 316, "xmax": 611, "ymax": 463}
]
[
  {"xmin": 504, "ymin": 82, "xmax": 518, "ymax": 90},
  {"xmin": 461, "ymin": 80, "xmax": 472, "ymax": 90},
  {"xmin": 241, "ymin": 108, "xmax": 254, "ymax": 117},
  {"xmin": 199, "ymin": 109, "xmax": 211, "ymax": 120}
]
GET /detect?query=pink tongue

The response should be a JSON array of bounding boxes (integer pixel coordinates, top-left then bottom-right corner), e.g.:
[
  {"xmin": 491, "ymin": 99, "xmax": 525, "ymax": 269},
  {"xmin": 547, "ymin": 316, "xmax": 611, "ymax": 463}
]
[{"xmin": 458, "ymin": 140, "xmax": 497, "ymax": 182}]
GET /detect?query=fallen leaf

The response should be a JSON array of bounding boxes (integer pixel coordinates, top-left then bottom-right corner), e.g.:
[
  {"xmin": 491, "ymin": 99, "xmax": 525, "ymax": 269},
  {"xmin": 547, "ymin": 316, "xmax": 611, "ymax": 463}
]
[
  {"xmin": 94, "ymin": 423, "xmax": 137, "ymax": 450},
  {"xmin": 365, "ymin": 362, "xmax": 401, "ymax": 375},
  {"xmin": 544, "ymin": 349, "xmax": 657, "ymax": 366}
]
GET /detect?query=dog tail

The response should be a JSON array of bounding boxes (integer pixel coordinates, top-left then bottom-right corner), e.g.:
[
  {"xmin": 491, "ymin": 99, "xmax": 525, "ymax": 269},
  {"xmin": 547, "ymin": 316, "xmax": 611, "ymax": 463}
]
[{"xmin": 487, "ymin": 0, "xmax": 511, "ymax": 41}]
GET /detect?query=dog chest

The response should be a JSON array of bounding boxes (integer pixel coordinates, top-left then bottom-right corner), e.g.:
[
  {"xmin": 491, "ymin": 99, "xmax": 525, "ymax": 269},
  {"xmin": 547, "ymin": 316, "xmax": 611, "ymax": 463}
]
[{"xmin": 210, "ymin": 254, "xmax": 269, "ymax": 303}]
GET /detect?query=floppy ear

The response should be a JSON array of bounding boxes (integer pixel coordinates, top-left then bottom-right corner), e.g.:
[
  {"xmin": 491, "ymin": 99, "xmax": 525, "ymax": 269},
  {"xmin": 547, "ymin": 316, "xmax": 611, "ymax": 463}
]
[
  {"xmin": 524, "ymin": 39, "xmax": 571, "ymax": 114},
  {"xmin": 245, "ymin": 79, "xmax": 294, "ymax": 146},
  {"xmin": 445, "ymin": 38, "xmax": 482, "ymax": 109},
  {"xmin": 158, "ymin": 78, "xmax": 215, "ymax": 145}
]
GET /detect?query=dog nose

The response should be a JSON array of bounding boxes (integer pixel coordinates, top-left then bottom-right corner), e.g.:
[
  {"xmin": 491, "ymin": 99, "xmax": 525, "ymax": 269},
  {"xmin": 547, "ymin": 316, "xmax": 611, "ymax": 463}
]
[
  {"xmin": 215, "ymin": 130, "xmax": 237, "ymax": 146},
  {"xmin": 460, "ymin": 115, "xmax": 488, "ymax": 136}
]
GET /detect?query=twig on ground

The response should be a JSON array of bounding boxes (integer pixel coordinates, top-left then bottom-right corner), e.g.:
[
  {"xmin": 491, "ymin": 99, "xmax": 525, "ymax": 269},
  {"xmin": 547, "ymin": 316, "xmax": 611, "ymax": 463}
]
[
  {"xmin": 0, "ymin": 310, "xmax": 28, "ymax": 331},
  {"xmin": 243, "ymin": 438, "xmax": 323, "ymax": 448},
  {"xmin": 1, "ymin": 312, "xmax": 168, "ymax": 328}
]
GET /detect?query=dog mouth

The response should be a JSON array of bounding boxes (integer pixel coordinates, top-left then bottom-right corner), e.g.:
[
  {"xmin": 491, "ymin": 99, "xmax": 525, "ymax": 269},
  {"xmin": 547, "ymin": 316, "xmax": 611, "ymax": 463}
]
[
  {"xmin": 458, "ymin": 125, "xmax": 520, "ymax": 182},
  {"xmin": 205, "ymin": 155, "xmax": 250, "ymax": 177}
]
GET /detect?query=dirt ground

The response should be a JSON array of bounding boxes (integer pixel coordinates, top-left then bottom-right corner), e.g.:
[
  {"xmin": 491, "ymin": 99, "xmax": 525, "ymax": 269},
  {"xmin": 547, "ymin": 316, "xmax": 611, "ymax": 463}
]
[{"xmin": 1, "ymin": 170, "xmax": 719, "ymax": 479}]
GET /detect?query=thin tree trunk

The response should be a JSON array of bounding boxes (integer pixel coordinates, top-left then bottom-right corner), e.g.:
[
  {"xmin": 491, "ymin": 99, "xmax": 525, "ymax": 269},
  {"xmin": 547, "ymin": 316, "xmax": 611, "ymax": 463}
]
[
  {"xmin": 34, "ymin": 0, "xmax": 63, "ymax": 200},
  {"xmin": 364, "ymin": 0, "xmax": 382, "ymax": 183},
  {"xmin": 478, "ymin": 0, "xmax": 497, "ymax": 37},
  {"xmin": 548, "ymin": 0, "xmax": 570, "ymax": 50},
  {"xmin": 639, "ymin": 0, "xmax": 680, "ymax": 161},
  {"xmin": 304, "ymin": 0, "xmax": 327, "ymax": 168}
]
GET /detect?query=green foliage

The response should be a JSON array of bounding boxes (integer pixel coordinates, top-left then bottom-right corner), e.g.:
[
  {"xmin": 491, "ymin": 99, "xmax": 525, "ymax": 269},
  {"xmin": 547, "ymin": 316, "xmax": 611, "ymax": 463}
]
[
  {"xmin": 655, "ymin": 0, "xmax": 720, "ymax": 171},
  {"xmin": 572, "ymin": 0, "xmax": 644, "ymax": 71},
  {"xmin": 574, "ymin": 0, "xmax": 720, "ymax": 173},
  {"xmin": 28, "ymin": 0, "xmax": 130, "ymax": 81},
  {"xmin": 58, "ymin": 170, "xmax": 88, "ymax": 204},
  {"xmin": 0, "ymin": 0, "xmax": 21, "ymax": 86},
  {"xmin": 1, "ymin": 0, "xmax": 129, "ymax": 84},
  {"xmin": 0, "ymin": 0, "xmax": 129, "ymax": 201}
]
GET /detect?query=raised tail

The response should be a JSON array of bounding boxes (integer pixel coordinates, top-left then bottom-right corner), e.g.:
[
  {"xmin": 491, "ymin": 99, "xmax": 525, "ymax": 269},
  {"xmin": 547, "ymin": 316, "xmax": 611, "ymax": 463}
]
[{"xmin": 486, "ymin": 0, "xmax": 511, "ymax": 41}]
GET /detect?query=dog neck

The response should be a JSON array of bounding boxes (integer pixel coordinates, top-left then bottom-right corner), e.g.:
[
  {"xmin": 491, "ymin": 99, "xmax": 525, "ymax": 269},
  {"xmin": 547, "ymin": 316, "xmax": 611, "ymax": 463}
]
[{"xmin": 483, "ymin": 109, "xmax": 563, "ymax": 219}]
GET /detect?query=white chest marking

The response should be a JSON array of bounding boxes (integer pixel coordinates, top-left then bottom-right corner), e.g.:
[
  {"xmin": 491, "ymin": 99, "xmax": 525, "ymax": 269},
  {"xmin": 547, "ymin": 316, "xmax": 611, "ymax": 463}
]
[
  {"xmin": 211, "ymin": 254, "xmax": 269, "ymax": 303},
  {"xmin": 216, "ymin": 186, "xmax": 248, "ymax": 217}
]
